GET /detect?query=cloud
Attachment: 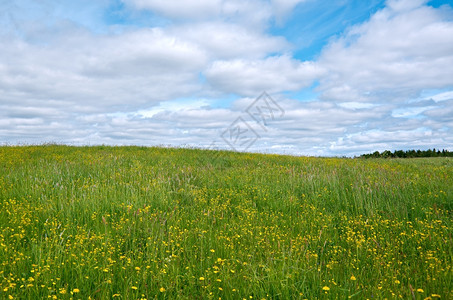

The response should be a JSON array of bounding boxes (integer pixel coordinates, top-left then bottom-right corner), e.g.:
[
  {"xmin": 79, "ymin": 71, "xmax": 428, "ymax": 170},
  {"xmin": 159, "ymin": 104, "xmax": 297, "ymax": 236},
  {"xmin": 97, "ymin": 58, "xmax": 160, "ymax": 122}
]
[
  {"xmin": 271, "ymin": 0, "xmax": 307, "ymax": 24},
  {"xmin": 123, "ymin": 0, "xmax": 273, "ymax": 29},
  {"xmin": 205, "ymin": 55, "xmax": 324, "ymax": 96},
  {"xmin": 170, "ymin": 22, "xmax": 289, "ymax": 60},
  {"xmin": 429, "ymin": 90, "xmax": 453, "ymax": 102},
  {"xmin": 125, "ymin": 0, "xmax": 223, "ymax": 20},
  {"xmin": 0, "ymin": 27, "xmax": 208, "ymax": 113},
  {"xmin": 124, "ymin": 0, "xmax": 309, "ymax": 28},
  {"xmin": 386, "ymin": 0, "xmax": 428, "ymax": 12},
  {"xmin": 318, "ymin": 1, "xmax": 453, "ymax": 102}
]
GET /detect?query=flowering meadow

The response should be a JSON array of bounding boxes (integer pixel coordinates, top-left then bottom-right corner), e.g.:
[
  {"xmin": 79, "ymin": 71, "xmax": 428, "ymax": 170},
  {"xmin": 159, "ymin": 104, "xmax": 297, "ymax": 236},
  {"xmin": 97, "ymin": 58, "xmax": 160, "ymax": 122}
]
[{"xmin": 0, "ymin": 145, "xmax": 451, "ymax": 299}]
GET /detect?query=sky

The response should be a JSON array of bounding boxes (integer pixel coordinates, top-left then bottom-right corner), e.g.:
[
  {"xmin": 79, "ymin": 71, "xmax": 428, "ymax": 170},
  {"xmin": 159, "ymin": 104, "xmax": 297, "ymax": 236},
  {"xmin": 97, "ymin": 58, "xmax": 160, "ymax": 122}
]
[{"xmin": 1, "ymin": 0, "xmax": 453, "ymax": 156}]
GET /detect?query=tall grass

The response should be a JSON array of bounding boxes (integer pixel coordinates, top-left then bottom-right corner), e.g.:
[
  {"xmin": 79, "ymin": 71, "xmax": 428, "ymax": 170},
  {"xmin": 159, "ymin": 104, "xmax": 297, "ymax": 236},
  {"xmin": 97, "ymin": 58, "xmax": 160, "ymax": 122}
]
[{"xmin": 0, "ymin": 145, "xmax": 451, "ymax": 299}]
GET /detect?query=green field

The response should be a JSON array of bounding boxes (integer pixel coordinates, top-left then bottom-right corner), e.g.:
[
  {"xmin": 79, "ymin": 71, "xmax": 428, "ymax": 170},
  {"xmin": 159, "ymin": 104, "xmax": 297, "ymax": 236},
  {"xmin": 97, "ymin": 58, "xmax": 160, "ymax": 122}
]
[{"xmin": 0, "ymin": 145, "xmax": 451, "ymax": 299}]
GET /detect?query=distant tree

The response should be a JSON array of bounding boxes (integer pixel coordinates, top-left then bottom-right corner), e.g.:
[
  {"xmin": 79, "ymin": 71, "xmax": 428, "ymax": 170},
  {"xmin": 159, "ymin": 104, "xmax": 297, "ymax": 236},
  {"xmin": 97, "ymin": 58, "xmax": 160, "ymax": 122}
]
[{"xmin": 359, "ymin": 148, "xmax": 453, "ymax": 158}]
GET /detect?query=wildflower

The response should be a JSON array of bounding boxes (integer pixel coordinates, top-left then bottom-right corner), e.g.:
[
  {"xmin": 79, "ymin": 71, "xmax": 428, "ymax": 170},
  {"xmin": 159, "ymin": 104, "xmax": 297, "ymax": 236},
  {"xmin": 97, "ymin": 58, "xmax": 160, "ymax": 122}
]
[
  {"xmin": 322, "ymin": 286, "xmax": 330, "ymax": 291},
  {"xmin": 199, "ymin": 277, "xmax": 205, "ymax": 281},
  {"xmin": 350, "ymin": 275, "xmax": 356, "ymax": 281},
  {"xmin": 59, "ymin": 288, "xmax": 67, "ymax": 294},
  {"xmin": 135, "ymin": 267, "xmax": 141, "ymax": 271},
  {"xmin": 160, "ymin": 287, "xmax": 166, "ymax": 292},
  {"xmin": 431, "ymin": 294, "xmax": 441, "ymax": 298},
  {"xmin": 417, "ymin": 289, "xmax": 424, "ymax": 293},
  {"xmin": 132, "ymin": 286, "xmax": 138, "ymax": 290},
  {"xmin": 210, "ymin": 249, "xmax": 215, "ymax": 253},
  {"xmin": 394, "ymin": 280, "xmax": 400, "ymax": 284},
  {"xmin": 73, "ymin": 288, "xmax": 80, "ymax": 293}
]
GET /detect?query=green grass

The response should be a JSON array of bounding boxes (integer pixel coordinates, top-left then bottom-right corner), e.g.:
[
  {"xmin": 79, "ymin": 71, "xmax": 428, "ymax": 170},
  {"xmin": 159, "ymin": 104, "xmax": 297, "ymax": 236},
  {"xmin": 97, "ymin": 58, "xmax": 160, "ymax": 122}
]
[{"xmin": 0, "ymin": 145, "xmax": 451, "ymax": 299}]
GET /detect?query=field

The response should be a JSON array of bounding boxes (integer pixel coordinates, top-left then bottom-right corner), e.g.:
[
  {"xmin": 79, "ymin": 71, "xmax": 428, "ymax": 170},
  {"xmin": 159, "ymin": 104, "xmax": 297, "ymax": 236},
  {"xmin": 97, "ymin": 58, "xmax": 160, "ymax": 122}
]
[{"xmin": 0, "ymin": 145, "xmax": 451, "ymax": 299}]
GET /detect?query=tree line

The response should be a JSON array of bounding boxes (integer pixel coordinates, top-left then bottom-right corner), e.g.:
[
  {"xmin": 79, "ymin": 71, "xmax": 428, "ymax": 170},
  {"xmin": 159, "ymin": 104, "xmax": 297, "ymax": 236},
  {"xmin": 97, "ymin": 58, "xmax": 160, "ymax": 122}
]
[{"xmin": 360, "ymin": 148, "xmax": 453, "ymax": 158}]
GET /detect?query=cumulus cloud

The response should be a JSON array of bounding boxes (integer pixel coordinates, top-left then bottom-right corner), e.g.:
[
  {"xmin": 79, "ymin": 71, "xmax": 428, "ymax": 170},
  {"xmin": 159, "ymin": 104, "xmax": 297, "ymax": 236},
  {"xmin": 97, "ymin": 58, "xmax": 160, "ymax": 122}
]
[
  {"xmin": 124, "ymin": 0, "xmax": 272, "ymax": 28},
  {"xmin": 0, "ymin": 27, "xmax": 208, "ymax": 112},
  {"xmin": 125, "ymin": 0, "xmax": 223, "ymax": 20},
  {"xmin": 124, "ymin": 0, "xmax": 308, "ymax": 28},
  {"xmin": 170, "ymin": 22, "xmax": 290, "ymax": 60},
  {"xmin": 318, "ymin": 1, "xmax": 453, "ymax": 103},
  {"xmin": 205, "ymin": 55, "xmax": 324, "ymax": 96}
]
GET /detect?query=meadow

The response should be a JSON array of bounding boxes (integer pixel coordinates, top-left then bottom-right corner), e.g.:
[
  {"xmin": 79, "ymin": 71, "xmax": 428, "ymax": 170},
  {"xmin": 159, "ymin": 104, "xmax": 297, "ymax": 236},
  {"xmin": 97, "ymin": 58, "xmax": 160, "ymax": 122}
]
[{"xmin": 0, "ymin": 145, "xmax": 451, "ymax": 299}]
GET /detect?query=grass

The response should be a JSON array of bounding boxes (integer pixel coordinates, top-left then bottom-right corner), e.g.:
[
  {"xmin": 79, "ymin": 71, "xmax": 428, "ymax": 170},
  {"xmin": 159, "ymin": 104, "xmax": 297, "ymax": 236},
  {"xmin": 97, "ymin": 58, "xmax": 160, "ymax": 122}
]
[{"xmin": 0, "ymin": 145, "xmax": 451, "ymax": 299}]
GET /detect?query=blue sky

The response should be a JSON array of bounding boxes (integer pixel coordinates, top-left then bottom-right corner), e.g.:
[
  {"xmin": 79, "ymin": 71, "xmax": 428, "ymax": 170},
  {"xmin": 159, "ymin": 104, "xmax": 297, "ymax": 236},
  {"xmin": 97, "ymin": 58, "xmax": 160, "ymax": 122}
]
[{"xmin": 1, "ymin": 0, "xmax": 453, "ymax": 156}]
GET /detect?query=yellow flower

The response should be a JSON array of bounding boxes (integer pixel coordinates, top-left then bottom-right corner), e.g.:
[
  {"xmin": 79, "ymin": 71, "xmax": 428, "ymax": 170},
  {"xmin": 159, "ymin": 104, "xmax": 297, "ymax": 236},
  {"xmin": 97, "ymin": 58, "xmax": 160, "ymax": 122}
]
[
  {"xmin": 210, "ymin": 249, "xmax": 215, "ymax": 253},
  {"xmin": 394, "ymin": 280, "xmax": 400, "ymax": 284},
  {"xmin": 159, "ymin": 287, "xmax": 166, "ymax": 292},
  {"xmin": 417, "ymin": 289, "xmax": 424, "ymax": 293},
  {"xmin": 135, "ymin": 267, "xmax": 141, "ymax": 271},
  {"xmin": 59, "ymin": 288, "xmax": 67, "ymax": 294},
  {"xmin": 199, "ymin": 277, "xmax": 205, "ymax": 281},
  {"xmin": 322, "ymin": 286, "xmax": 330, "ymax": 291},
  {"xmin": 132, "ymin": 286, "xmax": 138, "ymax": 290},
  {"xmin": 8, "ymin": 296, "xmax": 13, "ymax": 300},
  {"xmin": 350, "ymin": 275, "xmax": 356, "ymax": 281},
  {"xmin": 431, "ymin": 294, "xmax": 441, "ymax": 298},
  {"xmin": 73, "ymin": 288, "xmax": 80, "ymax": 293}
]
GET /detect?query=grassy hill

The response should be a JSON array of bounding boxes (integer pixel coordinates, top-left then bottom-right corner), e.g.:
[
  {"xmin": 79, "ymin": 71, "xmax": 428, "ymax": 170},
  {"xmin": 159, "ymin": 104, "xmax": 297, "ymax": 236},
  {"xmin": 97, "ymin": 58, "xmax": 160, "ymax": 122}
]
[{"xmin": 0, "ymin": 145, "xmax": 451, "ymax": 299}]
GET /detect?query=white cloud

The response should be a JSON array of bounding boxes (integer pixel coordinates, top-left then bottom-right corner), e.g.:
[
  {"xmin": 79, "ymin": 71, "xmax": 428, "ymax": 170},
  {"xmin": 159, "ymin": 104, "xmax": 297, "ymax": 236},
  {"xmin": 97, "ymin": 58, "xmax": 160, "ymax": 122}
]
[
  {"xmin": 337, "ymin": 102, "xmax": 378, "ymax": 110},
  {"xmin": 386, "ymin": 0, "xmax": 428, "ymax": 12},
  {"xmin": 0, "ymin": 27, "xmax": 208, "ymax": 113},
  {"xmin": 125, "ymin": 0, "xmax": 223, "ymax": 20},
  {"xmin": 124, "ymin": 0, "xmax": 309, "ymax": 27},
  {"xmin": 170, "ymin": 22, "xmax": 290, "ymax": 60},
  {"xmin": 429, "ymin": 90, "xmax": 453, "ymax": 102},
  {"xmin": 318, "ymin": 2, "xmax": 453, "ymax": 102},
  {"xmin": 124, "ymin": 0, "xmax": 273, "ymax": 29},
  {"xmin": 205, "ymin": 55, "xmax": 324, "ymax": 96},
  {"xmin": 271, "ymin": 0, "xmax": 306, "ymax": 24}
]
